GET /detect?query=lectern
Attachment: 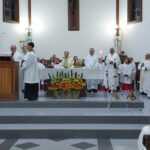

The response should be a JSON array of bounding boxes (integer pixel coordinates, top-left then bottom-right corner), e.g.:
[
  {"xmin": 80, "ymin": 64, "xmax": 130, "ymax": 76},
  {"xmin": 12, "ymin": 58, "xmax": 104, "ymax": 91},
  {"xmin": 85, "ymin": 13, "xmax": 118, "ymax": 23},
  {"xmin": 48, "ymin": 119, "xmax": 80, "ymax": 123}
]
[{"xmin": 0, "ymin": 55, "xmax": 18, "ymax": 100}]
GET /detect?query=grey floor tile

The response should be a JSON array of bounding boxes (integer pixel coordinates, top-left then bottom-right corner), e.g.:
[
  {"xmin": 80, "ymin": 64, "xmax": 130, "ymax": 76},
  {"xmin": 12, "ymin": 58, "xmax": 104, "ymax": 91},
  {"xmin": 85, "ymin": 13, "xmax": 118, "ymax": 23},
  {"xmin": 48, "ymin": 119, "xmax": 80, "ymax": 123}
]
[
  {"xmin": 71, "ymin": 142, "xmax": 96, "ymax": 149},
  {"xmin": 111, "ymin": 139, "xmax": 138, "ymax": 150},
  {"xmin": 15, "ymin": 142, "xmax": 40, "ymax": 150},
  {"xmin": 97, "ymin": 139, "xmax": 113, "ymax": 150},
  {"xmin": 48, "ymin": 138, "xmax": 68, "ymax": 142},
  {"xmin": 0, "ymin": 139, "xmax": 18, "ymax": 150}
]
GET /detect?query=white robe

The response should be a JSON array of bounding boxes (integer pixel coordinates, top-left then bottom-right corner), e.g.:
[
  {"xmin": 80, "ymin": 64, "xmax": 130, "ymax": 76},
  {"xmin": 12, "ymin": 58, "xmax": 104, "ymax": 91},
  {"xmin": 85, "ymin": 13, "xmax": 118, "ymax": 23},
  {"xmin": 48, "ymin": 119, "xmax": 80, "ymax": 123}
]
[
  {"xmin": 21, "ymin": 51, "xmax": 39, "ymax": 84},
  {"xmin": 138, "ymin": 60, "xmax": 150, "ymax": 96},
  {"xmin": 84, "ymin": 54, "xmax": 99, "ymax": 90},
  {"xmin": 105, "ymin": 53, "xmax": 121, "ymax": 89},
  {"xmin": 130, "ymin": 62, "xmax": 136, "ymax": 81},
  {"xmin": 13, "ymin": 51, "xmax": 23, "ymax": 64},
  {"xmin": 53, "ymin": 63, "xmax": 63, "ymax": 69},
  {"xmin": 84, "ymin": 54, "xmax": 99, "ymax": 69},
  {"xmin": 97, "ymin": 62, "xmax": 105, "ymax": 85},
  {"xmin": 38, "ymin": 62, "xmax": 45, "ymax": 69},
  {"xmin": 119, "ymin": 63, "xmax": 133, "ymax": 84}
]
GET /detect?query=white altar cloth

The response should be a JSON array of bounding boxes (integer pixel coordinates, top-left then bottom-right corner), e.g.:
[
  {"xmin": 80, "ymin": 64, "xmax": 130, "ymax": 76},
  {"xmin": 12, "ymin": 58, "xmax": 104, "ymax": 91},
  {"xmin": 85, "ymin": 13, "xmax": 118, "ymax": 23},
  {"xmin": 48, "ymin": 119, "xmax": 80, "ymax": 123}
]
[{"xmin": 39, "ymin": 68, "xmax": 105, "ymax": 80}]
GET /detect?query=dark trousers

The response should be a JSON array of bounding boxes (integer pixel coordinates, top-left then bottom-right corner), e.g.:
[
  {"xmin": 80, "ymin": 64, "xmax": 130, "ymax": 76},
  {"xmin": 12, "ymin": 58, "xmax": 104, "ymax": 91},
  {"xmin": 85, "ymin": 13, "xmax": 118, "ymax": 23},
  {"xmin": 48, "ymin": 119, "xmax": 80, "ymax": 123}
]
[{"xmin": 24, "ymin": 83, "xmax": 39, "ymax": 101}]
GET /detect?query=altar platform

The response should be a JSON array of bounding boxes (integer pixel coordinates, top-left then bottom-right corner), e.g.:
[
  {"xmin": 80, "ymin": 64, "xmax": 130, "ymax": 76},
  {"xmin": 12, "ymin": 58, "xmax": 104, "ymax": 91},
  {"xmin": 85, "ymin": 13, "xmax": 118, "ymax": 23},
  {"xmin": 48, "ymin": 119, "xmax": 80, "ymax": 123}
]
[{"xmin": 0, "ymin": 91, "xmax": 149, "ymax": 141}]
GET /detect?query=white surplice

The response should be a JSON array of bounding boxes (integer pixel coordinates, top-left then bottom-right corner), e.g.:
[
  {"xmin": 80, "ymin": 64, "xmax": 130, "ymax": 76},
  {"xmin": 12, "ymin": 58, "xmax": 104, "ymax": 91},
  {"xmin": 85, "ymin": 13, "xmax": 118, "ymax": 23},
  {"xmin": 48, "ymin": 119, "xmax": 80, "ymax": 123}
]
[
  {"xmin": 84, "ymin": 54, "xmax": 99, "ymax": 90},
  {"xmin": 12, "ymin": 51, "xmax": 23, "ymax": 64},
  {"xmin": 118, "ymin": 63, "xmax": 133, "ymax": 84},
  {"xmin": 21, "ymin": 51, "xmax": 39, "ymax": 84}
]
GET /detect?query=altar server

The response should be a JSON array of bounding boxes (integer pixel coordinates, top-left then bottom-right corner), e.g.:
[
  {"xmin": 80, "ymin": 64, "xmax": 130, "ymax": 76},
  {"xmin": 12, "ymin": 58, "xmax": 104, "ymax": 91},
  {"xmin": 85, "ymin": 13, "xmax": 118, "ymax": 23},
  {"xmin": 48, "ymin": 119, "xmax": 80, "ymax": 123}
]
[
  {"xmin": 10, "ymin": 44, "xmax": 23, "ymax": 64},
  {"xmin": 21, "ymin": 42, "xmax": 39, "ymax": 101},
  {"xmin": 138, "ymin": 54, "xmax": 150, "ymax": 96},
  {"xmin": 105, "ymin": 48, "xmax": 121, "ymax": 91},
  {"xmin": 119, "ymin": 57, "xmax": 134, "ymax": 91},
  {"xmin": 84, "ymin": 48, "xmax": 99, "ymax": 92}
]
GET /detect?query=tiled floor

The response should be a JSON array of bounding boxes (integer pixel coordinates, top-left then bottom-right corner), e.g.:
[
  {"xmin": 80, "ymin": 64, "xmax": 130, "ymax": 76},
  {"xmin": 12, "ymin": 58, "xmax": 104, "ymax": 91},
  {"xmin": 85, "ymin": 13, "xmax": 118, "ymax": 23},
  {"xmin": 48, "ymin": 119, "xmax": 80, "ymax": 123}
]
[
  {"xmin": 0, "ymin": 91, "xmax": 149, "ymax": 150},
  {"xmin": 0, "ymin": 138, "xmax": 138, "ymax": 150}
]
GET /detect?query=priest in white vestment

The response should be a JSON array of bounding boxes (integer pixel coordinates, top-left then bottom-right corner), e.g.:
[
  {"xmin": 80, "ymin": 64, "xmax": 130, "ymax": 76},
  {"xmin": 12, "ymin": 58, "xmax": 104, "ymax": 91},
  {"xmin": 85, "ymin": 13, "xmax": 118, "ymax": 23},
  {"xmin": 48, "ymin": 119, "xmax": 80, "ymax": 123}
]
[
  {"xmin": 10, "ymin": 44, "xmax": 23, "ymax": 64},
  {"xmin": 21, "ymin": 42, "xmax": 39, "ymax": 101},
  {"xmin": 138, "ymin": 54, "xmax": 150, "ymax": 97},
  {"xmin": 105, "ymin": 48, "xmax": 121, "ymax": 91},
  {"xmin": 84, "ymin": 48, "xmax": 99, "ymax": 92}
]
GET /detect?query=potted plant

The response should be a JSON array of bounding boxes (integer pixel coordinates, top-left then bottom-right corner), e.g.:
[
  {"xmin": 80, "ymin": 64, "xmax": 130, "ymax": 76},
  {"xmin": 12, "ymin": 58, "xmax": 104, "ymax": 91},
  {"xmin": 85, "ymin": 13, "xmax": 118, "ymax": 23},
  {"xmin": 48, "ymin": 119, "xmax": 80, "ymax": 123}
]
[{"xmin": 48, "ymin": 70, "xmax": 85, "ymax": 99}]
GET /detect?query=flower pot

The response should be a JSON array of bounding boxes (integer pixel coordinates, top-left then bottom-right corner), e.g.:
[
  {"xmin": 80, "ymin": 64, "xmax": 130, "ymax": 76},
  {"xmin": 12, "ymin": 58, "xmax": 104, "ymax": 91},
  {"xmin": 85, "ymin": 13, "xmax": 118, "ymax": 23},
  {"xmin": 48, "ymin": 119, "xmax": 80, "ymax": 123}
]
[{"xmin": 54, "ymin": 90, "xmax": 80, "ymax": 99}]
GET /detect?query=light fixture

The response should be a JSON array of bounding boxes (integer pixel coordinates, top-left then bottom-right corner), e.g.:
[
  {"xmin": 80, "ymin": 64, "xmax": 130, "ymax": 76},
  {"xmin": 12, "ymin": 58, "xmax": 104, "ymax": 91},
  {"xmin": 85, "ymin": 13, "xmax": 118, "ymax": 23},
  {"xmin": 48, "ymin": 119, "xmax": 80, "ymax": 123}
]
[
  {"xmin": 99, "ymin": 50, "xmax": 103, "ymax": 58},
  {"xmin": 115, "ymin": 26, "xmax": 120, "ymax": 37},
  {"xmin": 114, "ymin": 25, "xmax": 122, "ymax": 53},
  {"xmin": 25, "ymin": 27, "xmax": 32, "ymax": 42}
]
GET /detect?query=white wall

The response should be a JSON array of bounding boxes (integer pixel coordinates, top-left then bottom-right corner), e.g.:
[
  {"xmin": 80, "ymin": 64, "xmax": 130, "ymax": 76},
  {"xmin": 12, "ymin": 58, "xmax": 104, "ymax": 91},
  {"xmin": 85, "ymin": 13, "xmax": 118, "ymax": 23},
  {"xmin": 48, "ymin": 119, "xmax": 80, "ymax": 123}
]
[
  {"xmin": 31, "ymin": 0, "xmax": 116, "ymax": 59},
  {"xmin": 120, "ymin": 0, "xmax": 150, "ymax": 61},
  {"xmin": 0, "ymin": 0, "xmax": 28, "ymax": 54}
]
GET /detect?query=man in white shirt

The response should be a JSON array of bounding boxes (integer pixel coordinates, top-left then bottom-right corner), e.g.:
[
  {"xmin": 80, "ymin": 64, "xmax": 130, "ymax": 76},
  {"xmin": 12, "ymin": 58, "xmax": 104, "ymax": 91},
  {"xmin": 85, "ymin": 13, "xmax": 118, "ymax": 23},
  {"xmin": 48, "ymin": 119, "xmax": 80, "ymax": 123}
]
[
  {"xmin": 10, "ymin": 44, "xmax": 23, "ymax": 64},
  {"xmin": 84, "ymin": 48, "xmax": 99, "ymax": 92},
  {"xmin": 21, "ymin": 42, "xmax": 39, "ymax": 101},
  {"xmin": 105, "ymin": 48, "xmax": 121, "ymax": 91}
]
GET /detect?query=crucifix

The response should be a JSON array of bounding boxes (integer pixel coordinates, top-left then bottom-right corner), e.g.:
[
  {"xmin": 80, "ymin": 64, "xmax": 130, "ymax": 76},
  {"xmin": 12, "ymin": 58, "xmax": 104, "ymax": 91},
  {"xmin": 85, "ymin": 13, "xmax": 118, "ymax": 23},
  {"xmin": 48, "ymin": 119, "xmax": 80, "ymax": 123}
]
[{"xmin": 68, "ymin": 0, "xmax": 80, "ymax": 31}]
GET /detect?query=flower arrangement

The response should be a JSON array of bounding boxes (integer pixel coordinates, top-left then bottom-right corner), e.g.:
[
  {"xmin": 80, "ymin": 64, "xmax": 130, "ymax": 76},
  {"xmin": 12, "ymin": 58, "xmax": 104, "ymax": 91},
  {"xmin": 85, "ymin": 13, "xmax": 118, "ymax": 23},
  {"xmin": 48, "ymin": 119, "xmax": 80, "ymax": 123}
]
[{"xmin": 48, "ymin": 70, "xmax": 85, "ymax": 99}]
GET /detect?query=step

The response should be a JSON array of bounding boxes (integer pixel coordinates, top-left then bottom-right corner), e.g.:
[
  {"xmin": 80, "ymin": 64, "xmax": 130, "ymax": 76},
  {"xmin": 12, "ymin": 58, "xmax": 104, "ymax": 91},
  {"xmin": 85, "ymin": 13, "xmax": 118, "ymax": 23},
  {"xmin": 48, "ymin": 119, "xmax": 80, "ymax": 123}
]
[
  {"xmin": 0, "ymin": 108, "xmax": 148, "ymax": 124},
  {"xmin": 0, "ymin": 100, "xmax": 144, "ymax": 109},
  {"xmin": 0, "ymin": 124, "xmax": 145, "ymax": 139}
]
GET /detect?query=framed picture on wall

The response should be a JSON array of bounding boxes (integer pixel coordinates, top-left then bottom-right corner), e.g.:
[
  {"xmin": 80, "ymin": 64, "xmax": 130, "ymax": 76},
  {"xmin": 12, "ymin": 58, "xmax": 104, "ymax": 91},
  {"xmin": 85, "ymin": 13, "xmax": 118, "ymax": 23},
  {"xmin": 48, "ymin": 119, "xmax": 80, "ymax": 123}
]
[
  {"xmin": 128, "ymin": 0, "xmax": 142, "ymax": 23},
  {"xmin": 3, "ymin": 0, "xmax": 19, "ymax": 23}
]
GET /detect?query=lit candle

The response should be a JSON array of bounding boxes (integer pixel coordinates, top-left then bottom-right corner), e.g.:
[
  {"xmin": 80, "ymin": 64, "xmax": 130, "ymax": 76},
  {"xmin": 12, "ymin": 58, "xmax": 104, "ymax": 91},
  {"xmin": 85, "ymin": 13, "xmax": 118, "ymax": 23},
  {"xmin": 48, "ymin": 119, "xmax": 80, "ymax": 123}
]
[{"xmin": 99, "ymin": 50, "xmax": 103, "ymax": 58}]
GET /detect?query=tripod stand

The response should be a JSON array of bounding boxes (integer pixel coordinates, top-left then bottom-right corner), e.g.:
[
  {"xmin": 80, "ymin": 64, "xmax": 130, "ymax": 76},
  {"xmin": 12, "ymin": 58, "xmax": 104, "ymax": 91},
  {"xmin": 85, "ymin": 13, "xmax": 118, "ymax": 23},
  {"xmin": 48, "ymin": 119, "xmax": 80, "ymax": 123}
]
[
  {"xmin": 106, "ymin": 76, "xmax": 129, "ymax": 112},
  {"xmin": 106, "ymin": 76, "xmax": 120, "ymax": 112}
]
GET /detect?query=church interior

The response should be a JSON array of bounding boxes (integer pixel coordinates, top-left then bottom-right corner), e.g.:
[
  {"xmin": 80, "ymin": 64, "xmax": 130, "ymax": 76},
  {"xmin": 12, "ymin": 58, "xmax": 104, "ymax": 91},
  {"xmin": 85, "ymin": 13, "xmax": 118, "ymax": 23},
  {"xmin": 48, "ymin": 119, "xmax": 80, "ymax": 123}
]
[{"xmin": 0, "ymin": 0, "xmax": 150, "ymax": 149}]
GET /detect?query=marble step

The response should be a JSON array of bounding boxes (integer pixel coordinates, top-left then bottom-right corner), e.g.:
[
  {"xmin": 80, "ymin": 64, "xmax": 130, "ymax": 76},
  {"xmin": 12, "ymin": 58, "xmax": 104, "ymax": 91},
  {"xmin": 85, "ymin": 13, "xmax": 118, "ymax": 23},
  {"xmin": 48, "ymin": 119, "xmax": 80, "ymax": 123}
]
[
  {"xmin": 0, "ymin": 115, "xmax": 149, "ymax": 124},
  {"xmin": 0, "ymin": 100, "xmax": 144, "ymax": 109},
  {"xmin": 0, "ymin": 124, "xmax": 145, "ymax": 139},
  {"xmin": 0, "ymin": 108, "xmax": 148, "ymax": 124}
]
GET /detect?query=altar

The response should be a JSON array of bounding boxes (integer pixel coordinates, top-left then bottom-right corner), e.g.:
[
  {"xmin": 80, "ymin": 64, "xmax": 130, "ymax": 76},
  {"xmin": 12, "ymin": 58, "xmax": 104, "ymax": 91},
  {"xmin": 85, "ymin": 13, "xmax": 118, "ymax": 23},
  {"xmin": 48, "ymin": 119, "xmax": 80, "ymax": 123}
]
[
  {"xmin": 39, "ymin": 68, "xmax": 105, "ymax": 80},
  {"xmin": 18, "ymin": 68, "xmax": 105, "ymax": 99},
  {"xmin": 18, "ymin": 68, "xmax": 150, "ymax": 100}
]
